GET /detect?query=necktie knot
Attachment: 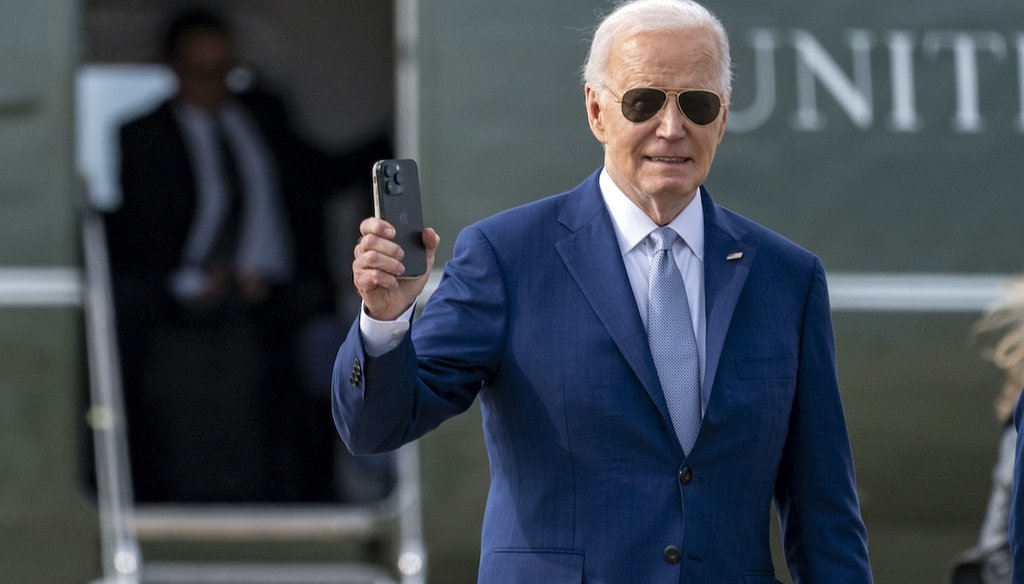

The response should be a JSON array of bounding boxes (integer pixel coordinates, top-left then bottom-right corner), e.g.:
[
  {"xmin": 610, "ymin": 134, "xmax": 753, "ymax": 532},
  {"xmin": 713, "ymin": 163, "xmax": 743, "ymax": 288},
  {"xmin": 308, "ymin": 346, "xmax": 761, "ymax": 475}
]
[{"xmin": 649, "ymin": 227, "xmax": 678, "ymax": 254}]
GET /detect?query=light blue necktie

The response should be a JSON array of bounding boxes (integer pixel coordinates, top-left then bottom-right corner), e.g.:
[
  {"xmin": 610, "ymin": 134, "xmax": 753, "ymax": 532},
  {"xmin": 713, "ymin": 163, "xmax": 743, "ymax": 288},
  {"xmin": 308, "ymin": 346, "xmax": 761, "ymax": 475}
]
[{"xmin": 647, "ymin": 227, "xmax": 702, "ymax": 455}]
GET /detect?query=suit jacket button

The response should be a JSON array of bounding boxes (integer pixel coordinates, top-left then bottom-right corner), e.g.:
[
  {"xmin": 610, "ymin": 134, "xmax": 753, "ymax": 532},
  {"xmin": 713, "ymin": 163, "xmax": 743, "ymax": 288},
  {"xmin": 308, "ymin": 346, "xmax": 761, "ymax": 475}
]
[
  {"xmin": 678, "ymin": 466, "xmax": 693, "ymax": 485},
  {"xmin": 663, "ymin": 545, "xmax": 682, "ymax": 564},
  {"xmin": 349, "ymin": 359, "xmax": 363, "ymax": 387}
]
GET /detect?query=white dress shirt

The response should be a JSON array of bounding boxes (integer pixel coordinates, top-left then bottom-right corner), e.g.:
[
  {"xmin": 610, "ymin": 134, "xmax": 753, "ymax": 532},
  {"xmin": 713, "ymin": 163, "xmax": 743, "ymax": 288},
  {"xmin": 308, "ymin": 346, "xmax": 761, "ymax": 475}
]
[
  {"xmin": 359, "ymin": 167, "xmax": 707, "ymax": 385},
  {"xmin": 598, "ymin": 169, "xmax": 706, "ymax": 386},
  {"xmin": 170, "ymin": 100, "xmax": 294, "ymax": 300}
]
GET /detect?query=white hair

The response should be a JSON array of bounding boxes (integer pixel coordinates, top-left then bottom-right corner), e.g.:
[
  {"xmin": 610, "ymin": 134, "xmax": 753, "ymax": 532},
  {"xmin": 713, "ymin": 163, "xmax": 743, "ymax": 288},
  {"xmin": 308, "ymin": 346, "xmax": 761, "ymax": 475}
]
[{"xmin": 581, "ymin": 0, "xmax": 732, "ymax": 96}]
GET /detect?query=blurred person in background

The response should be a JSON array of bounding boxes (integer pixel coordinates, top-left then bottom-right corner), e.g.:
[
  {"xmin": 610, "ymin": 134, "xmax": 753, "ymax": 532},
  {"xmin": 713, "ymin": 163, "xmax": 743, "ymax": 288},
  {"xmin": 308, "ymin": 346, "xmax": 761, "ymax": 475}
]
[
  {"xmin": 105, "ymin": 7, "xmax": 390, "ymax": 502},
  {"xmin": 952, "ymin": 279, "xmax": 1024, "ymax": 584}
]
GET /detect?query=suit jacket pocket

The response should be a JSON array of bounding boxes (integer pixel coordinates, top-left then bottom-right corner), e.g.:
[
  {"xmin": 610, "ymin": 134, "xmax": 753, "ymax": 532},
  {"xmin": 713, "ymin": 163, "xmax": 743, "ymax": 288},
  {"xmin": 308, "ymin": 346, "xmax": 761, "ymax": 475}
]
[
  {"xmin": 735, "ymin": 356, "xmax": 797, "ymax": 380},
  {"xmin": 478, "ymin": 548, "xmax": 584, "ymax": 584}
]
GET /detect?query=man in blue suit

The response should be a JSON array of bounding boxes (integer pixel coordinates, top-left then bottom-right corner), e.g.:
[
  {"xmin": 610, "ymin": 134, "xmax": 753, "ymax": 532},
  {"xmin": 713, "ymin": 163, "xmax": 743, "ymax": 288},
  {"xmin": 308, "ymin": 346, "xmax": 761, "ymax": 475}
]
[
  {"xmin": 334, "ymin": 0, "xmax": 873, "ymax": 581},
  {"xmin": 1010, "ymin": 393, "xmax": 1024, "ymax": 582}
]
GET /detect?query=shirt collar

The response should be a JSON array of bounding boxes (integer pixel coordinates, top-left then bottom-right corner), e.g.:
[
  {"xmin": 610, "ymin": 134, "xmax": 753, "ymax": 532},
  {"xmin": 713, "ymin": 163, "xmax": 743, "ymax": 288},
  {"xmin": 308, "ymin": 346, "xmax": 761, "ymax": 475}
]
[
  {"xmin": 173, "ymin": 99, "xmax": 242, "ymax": 126},
  {"xmin": 599, "ymin": 167, "xmax": 705, "ymax": 261}
]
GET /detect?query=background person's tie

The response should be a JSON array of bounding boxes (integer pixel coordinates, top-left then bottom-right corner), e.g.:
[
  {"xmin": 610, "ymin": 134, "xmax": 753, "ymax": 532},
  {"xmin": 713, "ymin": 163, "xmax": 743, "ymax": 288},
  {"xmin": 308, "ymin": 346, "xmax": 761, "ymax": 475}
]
[
  {"xmin": 647, "ymin": 227, "xmax": 702, "ymax": 455},
  {"xmin": 206, "ymin": 118, "xmax": 244, "ymax": 269}
]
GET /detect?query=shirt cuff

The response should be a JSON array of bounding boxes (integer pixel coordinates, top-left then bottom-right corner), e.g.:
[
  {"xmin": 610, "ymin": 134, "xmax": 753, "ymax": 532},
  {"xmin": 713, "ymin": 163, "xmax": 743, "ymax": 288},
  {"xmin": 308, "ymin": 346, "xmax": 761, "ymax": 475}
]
[
  {"xmin": 359, "ymin": 302, "xmax": 415, "ymax": 357},
  {"xmin": 169, "ymin": 266, "xmax": 206, "ymax": 301}
]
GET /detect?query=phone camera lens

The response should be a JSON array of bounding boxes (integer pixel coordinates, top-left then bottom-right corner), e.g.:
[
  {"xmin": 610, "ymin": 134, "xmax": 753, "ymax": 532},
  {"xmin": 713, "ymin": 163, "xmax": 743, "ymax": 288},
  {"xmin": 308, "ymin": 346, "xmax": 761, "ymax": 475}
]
[
  {"xmin": 394, "ymin": 171, "xmax": 404, "ymax": 185},
  {"xmin": 384, "ymin": 164, "xmax": 397, "ymax": 178},
  {"xmin": 385, "ymin": 180, "xmax": 400, "ymax": 195}
]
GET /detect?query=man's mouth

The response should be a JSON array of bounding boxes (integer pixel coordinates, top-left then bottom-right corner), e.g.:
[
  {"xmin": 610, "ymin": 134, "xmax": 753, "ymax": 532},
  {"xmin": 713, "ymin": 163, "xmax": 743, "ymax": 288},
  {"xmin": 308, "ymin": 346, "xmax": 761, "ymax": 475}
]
[{"xmin": 646, "ymin": 156, "xmax": 689, "ymax": 163}]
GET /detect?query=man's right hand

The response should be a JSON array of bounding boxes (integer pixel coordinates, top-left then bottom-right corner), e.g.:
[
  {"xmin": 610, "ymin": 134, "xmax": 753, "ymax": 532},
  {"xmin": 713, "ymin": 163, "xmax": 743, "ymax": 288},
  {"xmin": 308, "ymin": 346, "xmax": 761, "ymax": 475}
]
[{"xmin": 352, "ymin": 217, "xmax": 440, "ymax": 321}]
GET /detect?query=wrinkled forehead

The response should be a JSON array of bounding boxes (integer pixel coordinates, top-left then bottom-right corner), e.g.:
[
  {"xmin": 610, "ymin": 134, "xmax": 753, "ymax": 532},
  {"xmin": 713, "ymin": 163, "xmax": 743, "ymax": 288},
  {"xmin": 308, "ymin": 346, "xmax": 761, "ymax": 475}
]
[{"xmin": 608, "ymin": 28, "xmax": 723, "ymax": 91}]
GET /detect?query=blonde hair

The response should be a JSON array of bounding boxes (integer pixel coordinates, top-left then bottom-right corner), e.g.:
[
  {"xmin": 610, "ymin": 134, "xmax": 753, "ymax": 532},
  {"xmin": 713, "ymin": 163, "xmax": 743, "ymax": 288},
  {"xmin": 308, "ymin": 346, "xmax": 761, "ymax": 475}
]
[
  {"xmin": 581, "ymin": 0, "xmax": 732, "ymax": 95},
  {"xmin": 972, "ymin": 278, "xmax": 1024, "ymax": 423}
]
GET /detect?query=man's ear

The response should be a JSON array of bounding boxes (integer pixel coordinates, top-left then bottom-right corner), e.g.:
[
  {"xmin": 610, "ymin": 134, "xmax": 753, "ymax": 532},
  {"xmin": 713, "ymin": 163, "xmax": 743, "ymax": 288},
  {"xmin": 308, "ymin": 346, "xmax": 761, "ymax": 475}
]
[{"xmin": 584, "ymin": 84, "xmax": 608, "ymax": 144}]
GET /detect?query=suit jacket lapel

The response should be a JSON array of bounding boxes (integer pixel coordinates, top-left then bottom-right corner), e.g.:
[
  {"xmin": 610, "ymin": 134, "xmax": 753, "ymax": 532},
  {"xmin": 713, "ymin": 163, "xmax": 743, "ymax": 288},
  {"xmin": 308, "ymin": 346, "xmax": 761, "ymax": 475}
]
[
  {"xmin": 701, "ymin": 188, "xmax": 757, "ymax": 404},
  {"xmin": 554, "ymin": 175, "xmax": 672, "ymax": 425}
]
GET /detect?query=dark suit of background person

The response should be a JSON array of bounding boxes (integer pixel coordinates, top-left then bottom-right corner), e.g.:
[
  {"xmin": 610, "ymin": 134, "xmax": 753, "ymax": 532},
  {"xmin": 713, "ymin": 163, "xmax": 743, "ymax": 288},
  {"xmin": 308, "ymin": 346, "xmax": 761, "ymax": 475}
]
[
  {"xmin": 333, "ymin": 0, "xmax": 872, "ymax": 581},
  {"xmin": 105, "ymin": 8, "xmax": 390, "ymax": 503}
]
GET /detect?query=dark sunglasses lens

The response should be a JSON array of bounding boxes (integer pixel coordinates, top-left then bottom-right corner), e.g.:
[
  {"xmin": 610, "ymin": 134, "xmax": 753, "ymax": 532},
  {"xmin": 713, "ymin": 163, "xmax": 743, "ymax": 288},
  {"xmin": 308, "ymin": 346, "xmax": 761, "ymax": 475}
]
[
  {"xmin": 620, "ymin": 88, "xmax": 668, "ymax": 122},
  {"xmin": 678, "ymin": 90, "xmax": 721, "ymax": 125}
]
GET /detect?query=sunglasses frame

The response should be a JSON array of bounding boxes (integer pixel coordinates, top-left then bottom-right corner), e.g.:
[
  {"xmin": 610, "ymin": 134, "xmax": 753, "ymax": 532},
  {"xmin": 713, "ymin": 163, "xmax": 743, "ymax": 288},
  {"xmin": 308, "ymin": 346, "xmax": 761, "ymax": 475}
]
[{"xmin": 603, "ymin": 85, "xmax": 729, "ymax": 126}]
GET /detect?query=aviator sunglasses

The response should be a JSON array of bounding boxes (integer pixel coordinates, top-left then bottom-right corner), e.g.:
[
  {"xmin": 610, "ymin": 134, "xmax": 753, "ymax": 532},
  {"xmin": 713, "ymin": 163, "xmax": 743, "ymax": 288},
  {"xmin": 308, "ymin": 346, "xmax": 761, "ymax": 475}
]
[{"xmin": 605, "ymin": 85, "xmax": 728, "ymax": 125}]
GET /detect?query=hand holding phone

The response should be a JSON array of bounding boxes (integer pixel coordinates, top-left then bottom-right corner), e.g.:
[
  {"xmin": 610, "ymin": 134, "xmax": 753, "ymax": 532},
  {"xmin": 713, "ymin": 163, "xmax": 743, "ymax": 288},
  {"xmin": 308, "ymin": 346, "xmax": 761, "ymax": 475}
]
[{"xmin": 372, "ymin": 159, "xmax": 427, "ymax": 278}]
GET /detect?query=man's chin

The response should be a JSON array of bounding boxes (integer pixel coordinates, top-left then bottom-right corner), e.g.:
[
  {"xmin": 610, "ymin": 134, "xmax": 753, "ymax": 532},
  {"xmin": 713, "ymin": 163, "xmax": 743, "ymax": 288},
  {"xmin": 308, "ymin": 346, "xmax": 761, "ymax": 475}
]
[{"xmin": 641, "ymin": 178, "xmax": 699, "ymax": 201}]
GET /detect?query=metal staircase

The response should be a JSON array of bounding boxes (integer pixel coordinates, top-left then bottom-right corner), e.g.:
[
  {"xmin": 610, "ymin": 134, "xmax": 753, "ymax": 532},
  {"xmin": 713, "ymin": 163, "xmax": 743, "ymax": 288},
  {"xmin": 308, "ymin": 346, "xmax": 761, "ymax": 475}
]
[{"xmin": 80, "ymin": 201, "xmax": 427, "ymax": 584}]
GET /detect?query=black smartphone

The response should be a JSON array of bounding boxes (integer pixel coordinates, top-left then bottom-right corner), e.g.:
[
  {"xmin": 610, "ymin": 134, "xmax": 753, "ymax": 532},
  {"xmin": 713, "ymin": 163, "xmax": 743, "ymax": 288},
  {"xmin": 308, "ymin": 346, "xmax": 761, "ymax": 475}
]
[{"xmin": 372, "ymin": 158, "xmax": 427, "ymax": 278}]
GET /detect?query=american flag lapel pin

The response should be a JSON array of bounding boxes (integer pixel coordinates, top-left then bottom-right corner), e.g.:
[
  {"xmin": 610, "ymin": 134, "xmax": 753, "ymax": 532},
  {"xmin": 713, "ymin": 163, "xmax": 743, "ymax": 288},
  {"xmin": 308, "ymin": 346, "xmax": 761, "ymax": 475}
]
[{"xmin": 726, "ymin": 251, "xmax": 743, "ymax": 261}]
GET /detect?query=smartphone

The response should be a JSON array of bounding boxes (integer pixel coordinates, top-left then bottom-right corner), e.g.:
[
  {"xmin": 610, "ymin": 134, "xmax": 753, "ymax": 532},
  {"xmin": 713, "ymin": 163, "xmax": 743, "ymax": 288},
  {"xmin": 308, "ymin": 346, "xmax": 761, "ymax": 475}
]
[{"xmin": 372, "ymin": 158, "xmax": 427, "ymax": 278}]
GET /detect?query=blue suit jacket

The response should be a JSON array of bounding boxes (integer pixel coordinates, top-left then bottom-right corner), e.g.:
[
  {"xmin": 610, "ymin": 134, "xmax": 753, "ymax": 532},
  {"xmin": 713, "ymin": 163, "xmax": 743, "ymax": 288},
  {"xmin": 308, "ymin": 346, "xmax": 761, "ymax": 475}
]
[
  {"xmin": 333, "ymin": 170, "xmax": 872, "ymax": 583},
  {"xmin": 1010, "ymin": 392, "xmax": 1024, "ymax": 583}
]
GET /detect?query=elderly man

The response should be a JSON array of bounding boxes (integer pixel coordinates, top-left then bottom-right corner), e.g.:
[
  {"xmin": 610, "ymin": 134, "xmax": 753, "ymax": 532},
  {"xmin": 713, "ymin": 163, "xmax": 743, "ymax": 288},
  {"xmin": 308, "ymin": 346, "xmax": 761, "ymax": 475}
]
[{"xmin": 334, "ymin": 0, "xmax": 873, "ymax": 581}]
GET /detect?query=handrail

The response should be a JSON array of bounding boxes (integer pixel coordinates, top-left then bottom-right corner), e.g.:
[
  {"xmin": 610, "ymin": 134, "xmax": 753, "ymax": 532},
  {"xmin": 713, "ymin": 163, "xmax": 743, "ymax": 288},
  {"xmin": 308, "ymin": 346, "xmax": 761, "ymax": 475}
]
[
  {"xmin": 80, "ymin": 200, "xmax": 143, "ymax": 584},
  {"xmin": 393, "ymin": 443, "xmax": 427, "ymax": 583}
]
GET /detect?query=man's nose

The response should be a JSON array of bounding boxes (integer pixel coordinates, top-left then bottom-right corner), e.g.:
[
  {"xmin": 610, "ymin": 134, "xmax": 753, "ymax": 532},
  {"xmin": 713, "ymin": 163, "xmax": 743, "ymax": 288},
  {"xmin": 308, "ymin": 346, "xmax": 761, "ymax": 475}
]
[{"xmin": 654, "ymin": 96, "xmax": 688, "ymax": 139}]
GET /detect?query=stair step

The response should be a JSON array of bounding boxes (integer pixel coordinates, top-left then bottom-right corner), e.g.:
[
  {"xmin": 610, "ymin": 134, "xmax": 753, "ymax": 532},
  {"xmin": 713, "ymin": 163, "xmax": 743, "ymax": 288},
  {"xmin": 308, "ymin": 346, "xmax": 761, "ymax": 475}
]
[
  {"xmin": 134, "ymin": 504, "xmax": 392, "ymax": 541},
  {"xmin": 141, "ymin": 561, "xmax": 396, "ymax": 584}
]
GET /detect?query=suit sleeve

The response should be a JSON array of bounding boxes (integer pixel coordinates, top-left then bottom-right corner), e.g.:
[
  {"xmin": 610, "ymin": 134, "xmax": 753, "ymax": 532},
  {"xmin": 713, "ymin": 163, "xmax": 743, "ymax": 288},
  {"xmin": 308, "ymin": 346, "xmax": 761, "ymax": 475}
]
[
  {"xmin": 774, "ymin": 259, "xmax": 873, "ymax": 583},
  {"xmin": 1010, "ymin": 392, "xmax": 1024, "ymax": 583},
  {"xmin": 331, "ymin": 225, "xmax": 507, "ymax": 454},
  {"xmin": 107, "ymin": 122, "xmax": 161, "ymax": 278}
]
